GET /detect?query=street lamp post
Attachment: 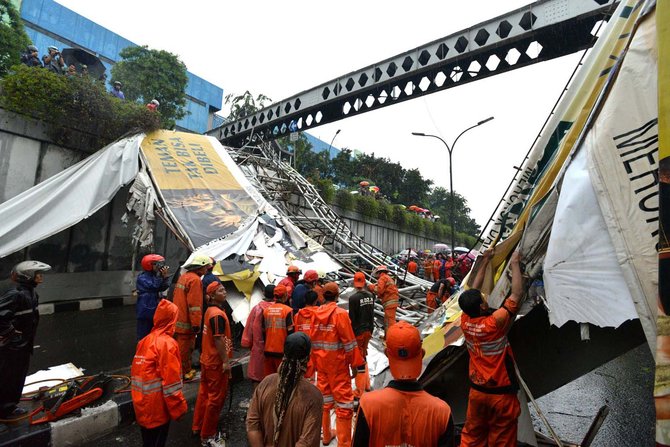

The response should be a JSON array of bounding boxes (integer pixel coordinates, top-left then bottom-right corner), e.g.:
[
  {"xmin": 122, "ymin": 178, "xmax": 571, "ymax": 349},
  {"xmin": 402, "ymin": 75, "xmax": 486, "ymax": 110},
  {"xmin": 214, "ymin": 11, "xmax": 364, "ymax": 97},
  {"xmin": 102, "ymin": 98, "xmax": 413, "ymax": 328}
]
[
  {"xmin": 327, "ymin": 129, "xmax": 341, "ymax": 160},
  {"xmin": 412, "ymin": 116, "xmax": 494, "ymax": 256}
]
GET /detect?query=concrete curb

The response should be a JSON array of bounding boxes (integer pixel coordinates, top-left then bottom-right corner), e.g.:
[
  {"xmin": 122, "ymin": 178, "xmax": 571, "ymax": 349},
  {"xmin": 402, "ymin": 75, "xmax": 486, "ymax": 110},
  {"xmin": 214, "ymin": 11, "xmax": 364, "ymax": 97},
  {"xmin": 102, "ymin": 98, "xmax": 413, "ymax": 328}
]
[{"xmin": 38, "ymin": 296, "xmax": 135, "ymax": 316}]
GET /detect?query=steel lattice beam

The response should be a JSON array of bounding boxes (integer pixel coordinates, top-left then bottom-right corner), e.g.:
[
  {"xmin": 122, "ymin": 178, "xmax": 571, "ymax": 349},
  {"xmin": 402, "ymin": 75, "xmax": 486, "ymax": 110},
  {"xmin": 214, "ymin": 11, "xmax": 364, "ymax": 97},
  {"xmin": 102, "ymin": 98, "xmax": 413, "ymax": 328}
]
[{"xmin": 207, "ymin": 0, "xmax": 617, "ymax": 147}]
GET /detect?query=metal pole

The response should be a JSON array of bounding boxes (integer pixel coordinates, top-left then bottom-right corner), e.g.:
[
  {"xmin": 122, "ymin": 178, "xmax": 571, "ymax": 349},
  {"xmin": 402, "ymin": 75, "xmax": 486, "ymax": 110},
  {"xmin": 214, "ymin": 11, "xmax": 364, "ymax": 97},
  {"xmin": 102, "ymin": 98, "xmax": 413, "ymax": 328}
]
[
  {"xmin": 412, "ymin": 117, "xmax": 494, "ymax": 255},
  {"xmin": 327, "ymin": 129, "xmax": 341, "ymax": 160},
  {"xmin": 448, "ymin": 148, "xmax": 455, "ymax": 257}
]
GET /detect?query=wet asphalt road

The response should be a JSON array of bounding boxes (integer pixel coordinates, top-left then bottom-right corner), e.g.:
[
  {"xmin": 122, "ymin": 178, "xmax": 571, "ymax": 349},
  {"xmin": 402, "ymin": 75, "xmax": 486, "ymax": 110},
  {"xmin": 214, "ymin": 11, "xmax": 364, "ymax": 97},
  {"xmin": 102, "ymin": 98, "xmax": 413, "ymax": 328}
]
[{"xmin": 31, "ymin": 306, "xmax": 654, "ymax": 446}]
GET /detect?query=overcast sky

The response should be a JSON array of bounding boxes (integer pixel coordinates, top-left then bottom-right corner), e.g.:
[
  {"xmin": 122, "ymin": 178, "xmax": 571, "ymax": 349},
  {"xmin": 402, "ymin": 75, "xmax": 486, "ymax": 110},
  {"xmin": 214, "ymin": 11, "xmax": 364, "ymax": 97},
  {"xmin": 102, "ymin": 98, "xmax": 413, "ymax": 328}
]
[{"xmin": 57, "ymin": 0, "xmax": 585, "ymax": 229}]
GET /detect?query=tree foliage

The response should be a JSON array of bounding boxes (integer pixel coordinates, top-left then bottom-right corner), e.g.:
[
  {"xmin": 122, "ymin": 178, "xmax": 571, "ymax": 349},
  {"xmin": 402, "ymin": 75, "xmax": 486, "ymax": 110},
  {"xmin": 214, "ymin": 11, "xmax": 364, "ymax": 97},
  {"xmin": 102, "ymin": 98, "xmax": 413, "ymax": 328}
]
[
  {"xmin": 224, "ymin": 90, "xmax": 272, "ymax": 121},
  {"xmin": 110, "ymin": 46, "xmax": 188, "ymax": 129},
  {"xmin": 1, "ymin": 65, "xmax": 160, "ymax": 148},
  {"xmin": 0, "ymin": 0, "xmax": 30, "ymax": 77},
  {"xmin": 427, "ymin": 187, "xmax": 481, "ymax": 236}
]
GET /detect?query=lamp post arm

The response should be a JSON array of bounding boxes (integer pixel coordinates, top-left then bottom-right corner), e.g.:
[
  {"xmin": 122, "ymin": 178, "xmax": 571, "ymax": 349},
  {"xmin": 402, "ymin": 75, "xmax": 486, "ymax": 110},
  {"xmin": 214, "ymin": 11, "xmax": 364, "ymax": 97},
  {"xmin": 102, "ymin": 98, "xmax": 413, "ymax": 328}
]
[{"xmin": 421, "ymin": 134, "xmax": 452, "ymax": 154}]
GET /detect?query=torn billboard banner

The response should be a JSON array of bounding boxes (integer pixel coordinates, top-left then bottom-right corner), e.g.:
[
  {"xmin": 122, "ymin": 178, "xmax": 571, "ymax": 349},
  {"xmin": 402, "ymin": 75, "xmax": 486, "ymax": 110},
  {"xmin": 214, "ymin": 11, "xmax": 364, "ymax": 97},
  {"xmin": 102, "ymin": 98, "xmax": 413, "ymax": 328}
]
[{"xmin": 140, "ymin": 131, "xmax": 265, "ymax": 248}]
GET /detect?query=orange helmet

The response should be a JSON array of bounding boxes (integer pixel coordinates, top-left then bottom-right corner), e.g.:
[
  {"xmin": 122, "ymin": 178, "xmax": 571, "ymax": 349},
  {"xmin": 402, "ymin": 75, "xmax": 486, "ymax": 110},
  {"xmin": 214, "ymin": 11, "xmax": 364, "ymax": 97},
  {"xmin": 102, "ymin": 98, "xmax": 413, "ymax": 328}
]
[
  {"xmin": 372, "ymin": 265, "xmax": 389, "ymax": 277},
  {"xmin": 287, "ymin": 265, "xmax": 302, "ymax": 275},
  {"xmin": 303, "ymin": 270, "xmax": 319, "ymax": 282},
  {"xmin": 141, "ymin": 254, "xmax": 165, "ymax": 271}
]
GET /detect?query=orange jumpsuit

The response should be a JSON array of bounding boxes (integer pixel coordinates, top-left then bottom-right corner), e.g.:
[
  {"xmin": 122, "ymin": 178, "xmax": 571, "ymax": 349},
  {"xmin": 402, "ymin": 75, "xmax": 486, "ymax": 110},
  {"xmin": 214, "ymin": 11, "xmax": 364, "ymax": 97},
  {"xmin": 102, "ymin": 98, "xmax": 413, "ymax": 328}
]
[
  {"xmin": 295, "ymin": 305, "xmax": 317, "ymax": 380},
  {"xmin": 131, "ymin": 300, "xmax": 187, "ymax": 430},
  {"xmin": 314, "ymin": 283, "xmax": 326, "ymax": 305},
  {"xmin": 354, "ymin": 380, "xmax": 453, "ymax": 447},
  {"xmin": 172, "ymin": 271, "xmax": 203, "ymax": 373},
  {"xmin": 407, "ymin": 261, "xmax": 418, "ymax": 274},
  {"xmin": 444, "ymin": 258, "xmax": 455, "ymax": 279},
  {"xmin": 262, "ymin": 302, "xmax": 294, "ymax": 376},
  {"xmin": 192, "ymin": 305, "xmax": 232, "ymax": 440},
  {"xmin": 368, "ymin": 272, "xmax": 399, "ymax": 332},
  {"xmin": 423, "ymin": 259, "xmax": 434, "ymax": 281},
  {"xmin": 433, "ymin": 259, "xmax": 442, "ymax": 281},
  {"xmin": 460, "ymin": 298, "xmax": 521, "ymax": 447},
  {"xmin": 312, "ymin": 301, "xmax": 365, "ymax": 447}
]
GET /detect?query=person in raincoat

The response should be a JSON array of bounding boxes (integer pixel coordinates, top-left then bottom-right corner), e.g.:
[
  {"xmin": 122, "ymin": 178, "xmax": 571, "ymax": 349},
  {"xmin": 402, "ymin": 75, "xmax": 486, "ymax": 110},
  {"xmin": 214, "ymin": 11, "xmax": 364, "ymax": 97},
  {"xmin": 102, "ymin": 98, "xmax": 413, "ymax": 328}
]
[
  {"xmin": 242, "ymin": 285, "xmax": 275, "ymax": 390},
  {"xmin": 131, "ymin": 300, "xmax": 187, "ymax": 447}
]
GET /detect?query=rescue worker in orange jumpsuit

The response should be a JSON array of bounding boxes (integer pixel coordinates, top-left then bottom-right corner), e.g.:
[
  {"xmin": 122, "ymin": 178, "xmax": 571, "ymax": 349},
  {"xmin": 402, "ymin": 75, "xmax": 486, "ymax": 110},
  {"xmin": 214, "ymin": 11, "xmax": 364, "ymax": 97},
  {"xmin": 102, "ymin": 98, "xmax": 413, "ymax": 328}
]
[
  {"xmin": 368, "ymin": 265, "xmax": 399, "ymax": 334},
  {"xmin": 406, "ymin": 257, "xmax": 418, "ymax": 276},
  {"xmin": 313, "ymin": 271, "xmax": 326, "ymax": 305},
  {"xmin": 131, "ymin": 300, "xmax": 187, "ymax": 447},
  {"xmin": 444, "ymin": 255, "xmax": 455, "ymax": 279},
  {"xmin": 278, "ymin": 265, "xmax": 301, "ymax": 302},
  {"xmin": 312, "ymin": 282, "xmax": 364, "ymax": 447},
  {"xmin": 353, "ymin": 321, "xmax": 454, "ymax": 447},
  {"xmin": 294, "ymin": 290, "xmax": 319, "ymax": 382},
  {"xmin": 423, "ymin": 255, "xmax": 434, "ymax": 282},
  {"xmin": 192, "ymin": 282, "xmax": 233, "ymax": 447},
  {"xmin": 426, "ymin": 277, "xmax": 456, "ymax": 313},
  {"xmin": 433, "ymin": 254, "xmax": 443, "ymax": 281},
  {"xmin": 349, "ymin": 272, "xmax": 375, "ymax": 398},
  {"xmin": 173, "ymin": 254, "xmax": 211, "ymax": 380},
  {"xmin": 262, "ymin": 283, "xmax": 294, "ymax": 376},
  {"xmin": 459, "ymin": 249, "xmax": 524, "ymax": 447}
]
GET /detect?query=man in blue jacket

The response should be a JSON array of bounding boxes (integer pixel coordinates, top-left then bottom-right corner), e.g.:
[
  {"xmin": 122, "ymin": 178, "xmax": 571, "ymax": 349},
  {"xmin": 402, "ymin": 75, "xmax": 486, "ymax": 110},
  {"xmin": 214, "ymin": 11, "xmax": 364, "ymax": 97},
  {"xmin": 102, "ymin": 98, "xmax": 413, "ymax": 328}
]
[{"xmin": 136, "ymin": 254, "xmax": 171, "ymax": 341}]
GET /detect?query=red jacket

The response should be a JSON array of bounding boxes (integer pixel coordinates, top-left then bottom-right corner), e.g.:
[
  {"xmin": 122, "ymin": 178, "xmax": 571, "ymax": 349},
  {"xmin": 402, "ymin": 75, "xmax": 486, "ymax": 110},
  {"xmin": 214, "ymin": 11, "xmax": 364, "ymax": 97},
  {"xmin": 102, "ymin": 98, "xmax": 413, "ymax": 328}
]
[
  {"xmin": 131, "ymin": 300, "xmax": 187, "ymax": 428},
  {"xmin": 172, "ymin": 271, "xmax": 203, "ymax": 334},
  {"xmin": 311, "ymin": 301, "xmax": 364, "ymax": 373},
  {"xmin": 278, "ymin": 276, "xmax": 297, "ymax": 299}
]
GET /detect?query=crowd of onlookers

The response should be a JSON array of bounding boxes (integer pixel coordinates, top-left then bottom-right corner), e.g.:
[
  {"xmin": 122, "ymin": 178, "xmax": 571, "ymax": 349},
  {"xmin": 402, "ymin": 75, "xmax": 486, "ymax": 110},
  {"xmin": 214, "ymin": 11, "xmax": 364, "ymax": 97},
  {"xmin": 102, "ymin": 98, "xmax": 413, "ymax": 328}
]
[{"xmin": 17, "ymin": 44, "xmax": 160, "ymax": 111}]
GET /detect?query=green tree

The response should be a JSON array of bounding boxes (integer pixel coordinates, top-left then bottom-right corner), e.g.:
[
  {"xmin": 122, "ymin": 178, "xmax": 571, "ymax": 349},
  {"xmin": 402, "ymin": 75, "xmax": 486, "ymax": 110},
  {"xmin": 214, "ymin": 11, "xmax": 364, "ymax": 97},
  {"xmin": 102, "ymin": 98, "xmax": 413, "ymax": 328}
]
[
  {"xmin": 397, "ymin": 168, "xmax": 433, "ymax": 205},
  {"xmin": 224, "ymin": 90, "xmax": 272, "ymax": 121},
  {"xmin": 111, "ymin": 45, "xmax": 188, "ymax": 129},
  {"xmin": 0, "ymin": 0, "xmax": 30, "ymax": 77},
  {"xmin": 428, "ymin": 187, "xmax": 481, "ymax": 237}
]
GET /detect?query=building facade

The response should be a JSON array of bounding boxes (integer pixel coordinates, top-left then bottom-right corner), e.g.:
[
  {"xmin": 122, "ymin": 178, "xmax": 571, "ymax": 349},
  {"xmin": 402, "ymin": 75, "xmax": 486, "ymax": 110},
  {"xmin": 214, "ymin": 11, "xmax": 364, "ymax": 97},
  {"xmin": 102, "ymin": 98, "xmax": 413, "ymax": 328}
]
[{"xmin": 15, "ymin": 0, "xmax": 223, "ymax": 134}]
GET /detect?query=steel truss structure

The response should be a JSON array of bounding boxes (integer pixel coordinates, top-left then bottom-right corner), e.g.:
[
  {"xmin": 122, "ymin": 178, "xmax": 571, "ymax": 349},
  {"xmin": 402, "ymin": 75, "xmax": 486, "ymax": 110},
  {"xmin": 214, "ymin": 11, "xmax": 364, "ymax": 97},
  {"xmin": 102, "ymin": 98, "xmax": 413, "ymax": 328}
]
[{"xmin": 207, "ymin": 0, "xmax": 618, "ymax": 147}]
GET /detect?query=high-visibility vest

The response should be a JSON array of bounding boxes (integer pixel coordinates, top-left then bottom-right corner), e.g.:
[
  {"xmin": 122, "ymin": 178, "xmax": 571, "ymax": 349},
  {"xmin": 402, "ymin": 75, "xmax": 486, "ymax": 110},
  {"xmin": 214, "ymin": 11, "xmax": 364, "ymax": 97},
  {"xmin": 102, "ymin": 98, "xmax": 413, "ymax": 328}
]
[
  {"xmin": 461, "ymin": 298, "xmax": 519, "ymax": 394},
  {"xmin": 262, "ymin": 302, "xmax": 293, "ymax": 355},
  {"xmin": 359, "ymin": 381, "xmax": 452, "ymax": 447}
]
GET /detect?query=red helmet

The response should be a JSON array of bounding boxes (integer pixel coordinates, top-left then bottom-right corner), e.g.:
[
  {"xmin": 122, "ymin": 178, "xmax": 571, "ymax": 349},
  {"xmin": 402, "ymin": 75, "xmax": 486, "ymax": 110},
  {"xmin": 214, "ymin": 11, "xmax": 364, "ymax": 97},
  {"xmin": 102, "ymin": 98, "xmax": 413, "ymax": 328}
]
[
  {"xmin": 141, "ymin": 254, "xmax": 165, "ymax": 271},
  {"xmin": 303, "ymin": 270, "xmax": 319, "ymax": 282},
  {"xmin": 287, "ymin": 265, "xmax": 302, "ymax": 275}
]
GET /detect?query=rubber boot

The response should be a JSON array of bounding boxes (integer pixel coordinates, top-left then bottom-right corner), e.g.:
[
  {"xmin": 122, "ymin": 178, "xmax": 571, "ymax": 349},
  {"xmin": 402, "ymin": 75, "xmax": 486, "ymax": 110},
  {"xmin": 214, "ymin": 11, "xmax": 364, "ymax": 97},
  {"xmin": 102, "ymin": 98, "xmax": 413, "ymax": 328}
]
[
  {"xmin": 335, "ymin": 415, "xmax": 352, "ymax": 447},
  {"xmin": 354, "ymin": 365, "xmax": 369, "ymax": 398},
  {"xmin": 322, "ymin": 409, "xmax": 333, "ymax": 445}
]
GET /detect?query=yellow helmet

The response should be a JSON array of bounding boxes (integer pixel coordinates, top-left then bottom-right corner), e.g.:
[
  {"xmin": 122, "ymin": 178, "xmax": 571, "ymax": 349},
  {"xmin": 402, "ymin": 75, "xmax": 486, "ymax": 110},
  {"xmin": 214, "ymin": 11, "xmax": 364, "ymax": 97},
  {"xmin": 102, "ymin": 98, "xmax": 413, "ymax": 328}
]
[{"xmin": 184, "ymin": 254, "xmax": 212, "ymax": 270}]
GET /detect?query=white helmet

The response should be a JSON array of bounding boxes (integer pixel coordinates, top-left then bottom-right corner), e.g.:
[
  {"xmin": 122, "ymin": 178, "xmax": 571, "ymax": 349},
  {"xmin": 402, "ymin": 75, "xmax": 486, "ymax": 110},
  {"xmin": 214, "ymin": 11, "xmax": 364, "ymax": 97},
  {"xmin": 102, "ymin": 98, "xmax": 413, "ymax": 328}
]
[{"xmin": 12, "ymin": 260, "xmax": 51, "ymax": 282}]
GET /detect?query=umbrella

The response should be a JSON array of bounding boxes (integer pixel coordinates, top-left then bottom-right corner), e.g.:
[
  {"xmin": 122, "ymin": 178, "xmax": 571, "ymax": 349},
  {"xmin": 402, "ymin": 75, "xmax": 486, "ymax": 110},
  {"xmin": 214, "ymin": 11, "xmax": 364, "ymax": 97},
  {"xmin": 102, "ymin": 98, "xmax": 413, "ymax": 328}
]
[
  {"xmin": 454, "ymin": 246, "xmax": 470, "ymax": 254},
  {"xmin": 408, "ymin": 205, "xmax": 418, "ymax": 211},
  {"xmin": 370, "ymin": 186, "xmax": 380, "ymax": 193},
  {"xmin": 61, "ymin": 48, "xmax": 106, "ymax": 79},
  {"xmin": 398, "ymin": 204, "xmax": 406, "ymax": 209},
  {"xmin": 434, "ymin": 243, "xmax": 450, "ymax": 253},
  {"xmin": 359, "ymin": 181, "xmax": 370, "ymax": 187}
]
